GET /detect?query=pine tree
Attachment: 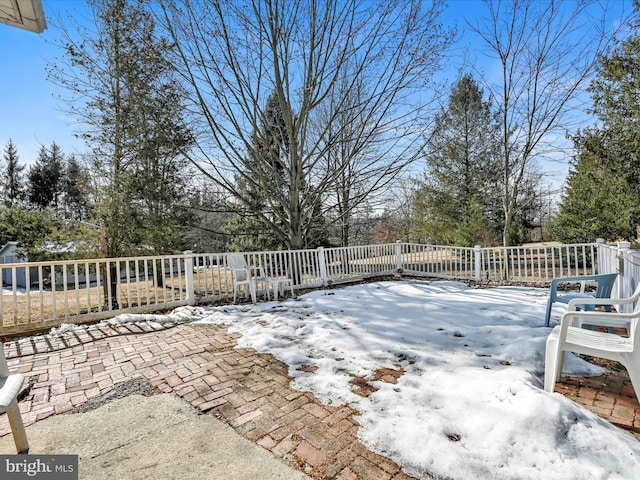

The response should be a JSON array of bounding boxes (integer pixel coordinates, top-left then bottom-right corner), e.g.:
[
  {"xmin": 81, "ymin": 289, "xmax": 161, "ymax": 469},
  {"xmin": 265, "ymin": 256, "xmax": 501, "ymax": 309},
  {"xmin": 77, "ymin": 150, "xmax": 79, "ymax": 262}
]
[
  {"xmin": 1, "ymin": 139, "xmax": 26, "ymax": 207},
  {"xmin": 226, "ymin": 91, "xmax": 293, "ymax": 251},
  {"xmin": 27, "ymin": 143, "xmax": 64, "ymax": 210},
  {"xmin": 226, "ymin": 91, "xmax": 332, "ymax": 250},
  {"xmin": 549, "ymin": 131, "xmax": 638, "ymax": 243},
  {"xmin": 61, "ymin": 154, "xmax": 90, "ymax": 221},
  {"xmin": 415, "ymin": 75, "xmax": 503, "ymax": 246},
  {"xmin": 551, "ymin": 5, "xmax": 640, "ymax": 242},
  {"xmin": 49, "ymin": 0, "xmax": 194, "ymax": 257},
  {"xmin": 123, "ymin": 50, "xmax": 195, "ymax": 254}
]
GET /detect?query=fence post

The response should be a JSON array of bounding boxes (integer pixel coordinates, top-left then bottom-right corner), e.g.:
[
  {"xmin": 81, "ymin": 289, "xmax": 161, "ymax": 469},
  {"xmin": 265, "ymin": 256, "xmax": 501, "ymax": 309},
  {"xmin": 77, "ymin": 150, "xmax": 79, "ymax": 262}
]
[
  {"xmin": 617, "ymin": 241, "xmax": 632, "ymax": 308},
  {"xmin": 395, "ymin": 241, "xmax": 402, "ymax": 272},
  {"xmin": 474, "ymin": 245, "xmax": 482, "ymax": 281},
  {"xmin": 184, "ymin": 251, "xmax": 195, "ymax": 306},
  {"xmin": 595, "ymin": 238, "xmax": 605, "ymax": 273},
  {"xmin": 317, "ymin": 247, "xmax": 328, "ymax": 286}
]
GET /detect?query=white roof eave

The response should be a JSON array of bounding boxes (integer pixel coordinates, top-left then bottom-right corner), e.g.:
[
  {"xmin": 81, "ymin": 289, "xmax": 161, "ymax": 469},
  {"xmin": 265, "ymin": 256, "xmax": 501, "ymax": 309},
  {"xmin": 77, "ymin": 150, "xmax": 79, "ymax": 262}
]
[{"xmin": 0, "ymin": 0, "xmax": 46, "ymax": 33}]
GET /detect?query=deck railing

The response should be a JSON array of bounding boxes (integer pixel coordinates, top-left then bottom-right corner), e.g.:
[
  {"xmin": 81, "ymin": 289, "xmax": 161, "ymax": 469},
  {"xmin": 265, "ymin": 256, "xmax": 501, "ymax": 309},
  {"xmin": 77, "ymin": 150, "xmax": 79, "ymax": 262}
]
[{"xmin": 0, "ymin": 240, "xmax": 630, "ymax": 335}]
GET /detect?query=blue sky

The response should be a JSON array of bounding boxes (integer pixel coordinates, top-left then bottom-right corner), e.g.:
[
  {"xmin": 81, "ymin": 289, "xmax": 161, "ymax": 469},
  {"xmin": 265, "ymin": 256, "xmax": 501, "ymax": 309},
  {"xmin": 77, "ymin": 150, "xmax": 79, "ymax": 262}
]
[
  {"xmin": 1, "ymin": 0, "xmax": 89, "ymax": 164},
  {"xmin": 0, "ymin": 0, "xmax": 633, "ymax": 175}
]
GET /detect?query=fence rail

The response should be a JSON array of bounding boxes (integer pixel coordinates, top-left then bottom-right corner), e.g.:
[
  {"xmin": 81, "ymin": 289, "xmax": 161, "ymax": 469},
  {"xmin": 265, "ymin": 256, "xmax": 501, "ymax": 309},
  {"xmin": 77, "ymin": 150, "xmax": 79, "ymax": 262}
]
[{"xmin": 0, "ymin": 240, "xmax": 628, "ymax": 336}]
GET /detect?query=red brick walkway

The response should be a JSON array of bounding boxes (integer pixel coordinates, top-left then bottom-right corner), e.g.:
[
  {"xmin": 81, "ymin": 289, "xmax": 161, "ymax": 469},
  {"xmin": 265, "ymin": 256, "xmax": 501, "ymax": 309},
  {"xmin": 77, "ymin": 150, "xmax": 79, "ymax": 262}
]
[
  {"xmin": 555, "ymin": 369, "xmax": 640, "ymax": 441},
  {"xmin": 0, "ymin": 322, "xmax": 415, "ymax": 480},
  {"xmin": 1, "ymin": 321, "xmax": 638, "ymax": 479}
]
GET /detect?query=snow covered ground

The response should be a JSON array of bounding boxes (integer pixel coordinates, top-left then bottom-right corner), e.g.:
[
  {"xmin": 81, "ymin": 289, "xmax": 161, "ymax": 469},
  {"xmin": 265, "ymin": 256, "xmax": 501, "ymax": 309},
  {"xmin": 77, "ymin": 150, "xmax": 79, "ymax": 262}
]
[{"xmin": 56, "ymin": 280, "xmax": 640, "ymax": 479}]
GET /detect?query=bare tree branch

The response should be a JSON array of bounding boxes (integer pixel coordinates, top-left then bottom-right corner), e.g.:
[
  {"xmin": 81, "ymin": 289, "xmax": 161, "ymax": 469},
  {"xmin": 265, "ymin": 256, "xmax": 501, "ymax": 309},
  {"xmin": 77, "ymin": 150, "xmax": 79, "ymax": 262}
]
[
  {"xmin": 160, "ymin": 0, "xmax": 453, "ymax": 248},
  {"xmin": 469, "ymin": 0, "xmax": 629, "ymax": 246}
]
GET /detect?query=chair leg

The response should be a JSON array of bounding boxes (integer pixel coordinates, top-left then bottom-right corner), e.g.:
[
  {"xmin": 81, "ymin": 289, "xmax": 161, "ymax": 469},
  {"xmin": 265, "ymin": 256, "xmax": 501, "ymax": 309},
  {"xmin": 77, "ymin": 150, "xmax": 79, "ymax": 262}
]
[
  {"xmin": 6, "ymin": 400, "xmax": 28, "ymax": 454},
  {"xmin": 623, "ymin": 357, "xmax": 640, "ymax": 404},
  {"xmin": 544, "ymin": 329, "xmax": 560, "ymax": 392},
  {"xmin": 248, "ymin": 280, "xmax": 257, "ymax": 304},
  {"xmin": 555, "ymin": 350, "xmax": 567, "ymax": 383},
  {"xmin": 544, "ymin": 299, "xmax": 553, "ymax": 327}
]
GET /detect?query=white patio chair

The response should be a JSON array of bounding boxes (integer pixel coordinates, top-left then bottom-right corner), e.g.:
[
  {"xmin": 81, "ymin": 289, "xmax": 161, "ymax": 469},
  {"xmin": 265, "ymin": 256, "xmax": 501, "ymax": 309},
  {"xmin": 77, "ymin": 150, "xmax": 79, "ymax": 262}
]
[
  {"xmin": 544, "ymin": 307, "xmax": 640, "ymax": 403},
  {"xmin": 0, "ymin": 344, "xmax": 28, "ymax": 453},
  {"xmin": 226, "ymin": 253, "xmax": 270, "ymax": 304}
]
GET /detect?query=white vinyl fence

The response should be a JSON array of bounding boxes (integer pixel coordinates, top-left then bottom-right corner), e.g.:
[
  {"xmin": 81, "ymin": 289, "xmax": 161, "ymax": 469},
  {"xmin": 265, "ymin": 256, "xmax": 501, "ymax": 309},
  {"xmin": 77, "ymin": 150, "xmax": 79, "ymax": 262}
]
[
  {"xmin": 0, "ymin": 240, "xmax": 631, "ymax": 336},
  {"xmin": 598, "ymin": 241, "xmax": 640, "ymax": 312}
]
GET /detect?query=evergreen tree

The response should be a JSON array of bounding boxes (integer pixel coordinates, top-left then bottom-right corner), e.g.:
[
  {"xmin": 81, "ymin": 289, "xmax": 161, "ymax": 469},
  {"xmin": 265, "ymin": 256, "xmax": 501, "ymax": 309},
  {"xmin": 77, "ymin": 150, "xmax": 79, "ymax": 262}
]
[
  {"xmin": 414, "ymin": 75, "xmax": 503, "ymax": 246},
  {"xmin": 551, "ymin": 5, "xmax": 640, "ymax": 242},
  {"xmin": 0, "ymin": 208, "xmax": 55, "ymax": 259},
  {"xmin": 61, "ymin": 154, "xmax": 91, "ymax": 221},
  {"xmin": 184, "ymin": 186, "xmax": 233, "ymax": 253},
  {"xmin": 226, "ymin": 92, "xmax": 295, "ymax": 251},
  {"xmin": 508, "ymin": 171, "xmax": 545, "ymax": 245},
  {"xmin": 1, "ymin": 139, "xmax": 26, "ymax": 207},
  {"xmin": 549, "ymin": 131, "xmax": 637, "ymax": 243},
  {"xmin": 0, "ymin": 206, "xmax": 98, "ymax": 262},
  {"xmin": 124, "ymin": 52, "xmax": 195, "ymax": 254},
  {"xmin": 27, "ymin": 143, "xmax": 64, "ymax": 210},
  {"xmin": 27, "ymin": 146, "xmax": 48, "ymax": 210},
  {"xmin": 49, "ymin": 0, "xmax": 194, "ymax": 257}
]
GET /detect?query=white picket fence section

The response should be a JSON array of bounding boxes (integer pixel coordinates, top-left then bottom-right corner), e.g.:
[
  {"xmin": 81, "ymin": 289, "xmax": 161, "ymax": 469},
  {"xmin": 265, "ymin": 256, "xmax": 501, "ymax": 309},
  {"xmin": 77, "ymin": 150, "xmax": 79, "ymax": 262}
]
[
  {"xmin": 0, "ymin": 239, "xmax": 634, "ymax": 335},
  {"xmin": 395, "ymin": 242, "xmax": 604, "ymax": 282}
]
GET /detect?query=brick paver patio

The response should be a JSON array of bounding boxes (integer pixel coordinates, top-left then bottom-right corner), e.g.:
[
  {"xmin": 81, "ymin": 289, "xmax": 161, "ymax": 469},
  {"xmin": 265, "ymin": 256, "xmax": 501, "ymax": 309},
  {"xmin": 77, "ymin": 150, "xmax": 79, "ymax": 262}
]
[
  {"xmin": 0, "ymin": 321, "xmax": 415, "ymax": 479},
  {"xmin": 554, "ymin": 370, "xmax": 640, "ymax": 441},
  {"xmin": 1, "ymin": 320, "xmax": 639, "ymax": 479}
]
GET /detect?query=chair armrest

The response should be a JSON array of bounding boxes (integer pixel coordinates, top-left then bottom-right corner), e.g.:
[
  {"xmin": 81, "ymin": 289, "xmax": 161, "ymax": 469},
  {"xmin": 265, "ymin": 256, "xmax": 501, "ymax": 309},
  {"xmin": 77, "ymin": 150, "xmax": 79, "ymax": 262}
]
[
  {"xmin": 559, "ymin": 310, "xmax": 638, "ymax": 343},
  {"xmin": 551, "ymin": 274, "xmax": 605, "ymax": 283},
  {"xmin": 229, "ymin": 267, "xmax": 249, "ymax": 273},
  {"xmin": 563, "ymin": 310, "xmax": 639, "ymax": 325},
  {"xmin": 567, "ymin": 296, "xmax": 632, "ymax": 311},
  {"xmin": 567, "ymin": 280, "xmax": 640, "ymax": 311},
  {"xmin": 0, "ymin": 374, "xmax": 25, "ymax": 410}
]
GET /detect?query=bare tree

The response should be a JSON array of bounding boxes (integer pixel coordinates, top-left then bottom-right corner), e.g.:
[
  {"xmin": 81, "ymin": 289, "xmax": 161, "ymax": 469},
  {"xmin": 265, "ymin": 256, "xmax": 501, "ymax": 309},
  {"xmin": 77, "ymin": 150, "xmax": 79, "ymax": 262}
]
[
  {"xmin": 469, "ymin": 0, "xmax": 628, "ymax": 246},
  {"xmin": 161, "ymin": 0, "xmax": 453, "ymax": 249},
  {"xmin": 317, "ymin": 68, "xmax": 413, "ymax": 247}
]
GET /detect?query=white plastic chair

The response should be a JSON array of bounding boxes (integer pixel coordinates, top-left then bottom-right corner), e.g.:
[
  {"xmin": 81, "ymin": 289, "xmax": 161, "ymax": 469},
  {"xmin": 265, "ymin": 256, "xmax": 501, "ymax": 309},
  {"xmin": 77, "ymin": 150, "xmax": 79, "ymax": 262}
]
[
  {"xmin": 0, "ymin": 344, "xmax": 28, "ymax": 453},
  {"xmin": 226, "ymin": 253, "xmax": 270, "ymax": 304},
  {"xmin": 544, "ymin": 307, "xmax": 640, "ymax": 403}
]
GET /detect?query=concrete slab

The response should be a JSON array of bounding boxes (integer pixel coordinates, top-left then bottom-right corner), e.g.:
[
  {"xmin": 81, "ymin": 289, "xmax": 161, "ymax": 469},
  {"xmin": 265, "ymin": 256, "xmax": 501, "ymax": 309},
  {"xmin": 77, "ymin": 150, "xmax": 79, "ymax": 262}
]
[{"xmin": 0, "ymin": 393, "xmax": 310, "ymax": 480}]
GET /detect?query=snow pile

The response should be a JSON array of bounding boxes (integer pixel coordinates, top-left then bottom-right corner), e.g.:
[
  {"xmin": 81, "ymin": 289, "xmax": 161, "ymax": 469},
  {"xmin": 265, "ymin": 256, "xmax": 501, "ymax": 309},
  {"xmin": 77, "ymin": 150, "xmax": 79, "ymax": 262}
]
[{"xmin": 49, "ymin": 305, "xmax": 206, "ymax": 336}]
